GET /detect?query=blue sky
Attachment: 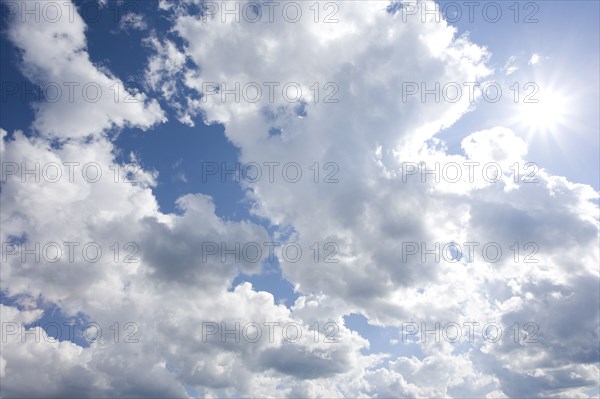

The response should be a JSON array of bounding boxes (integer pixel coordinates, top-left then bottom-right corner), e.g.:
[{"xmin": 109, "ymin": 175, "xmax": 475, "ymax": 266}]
[
  {"xmin": 1, "ymin": 1, "xmax": 599, "ymax": 397},
  {"xmin": 443, "ymin": 0, "xmax": 600, "ymax": 190}
]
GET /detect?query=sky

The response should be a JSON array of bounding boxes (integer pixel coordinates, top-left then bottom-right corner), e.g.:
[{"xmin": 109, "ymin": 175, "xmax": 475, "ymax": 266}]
[{"xmin": 0, "ymin": 0, "xmax": 599, "ymax": 398}]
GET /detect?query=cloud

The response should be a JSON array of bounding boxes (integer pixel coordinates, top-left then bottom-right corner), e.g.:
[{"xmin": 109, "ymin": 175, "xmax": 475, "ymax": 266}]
[
  {"xmin": 119, "ymin": 12, "xmax": 148, "ymax": 31},
  {"xmin": 503, "ymin": 55, "xmax": 519, "ymax": 75},
  {"xmin": 1, "ymin": 0, "xmax": 598, "ymax": 397},
  {"xmin": 0, "ymin": 126, "xmax": 375, "ymax": 397},
  {"xmin": 154, "ymin": 0, "xmax": 598, "ymax": 396},
  {"xmin": 143, "ymin": 35, "xmax": 195, "ymax": 125},
  {"xmin": 529, "ymin": 53, "xmax": 541, "ymax": 65},
  {"xmin": 6, "ymin": 1, "xmax": 166, "ymax": 139}
]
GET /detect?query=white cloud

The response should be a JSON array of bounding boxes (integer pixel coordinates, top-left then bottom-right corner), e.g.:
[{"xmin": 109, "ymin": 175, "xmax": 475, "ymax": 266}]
[
  {"xmin": 0, "ymin": 127, "xmax": 377, "ymax": 397},
  {"xmin": 7, "ymin": 1, "xmax": 166, "ymax": 139},
  {"xmin": 155, "ymin": 0, "xmax": 598, "ymax": 396},
  {"xmin": 143, "ymin": 35, "xmax": 195, "ymax": 125},
  {"xmin": 529, "ymin": 53, "xmax": 541, "ymax": 65},
  {"xmin": 1, "ymin": 0, "xmax": 598, "ymax": 397},
  {"xmin": 503, "ymin": 55, "xmax": 519, "ymax": 75},
  {"xmin": 119, "ymin": 12, "xmax": 148, "ymax": 31}
]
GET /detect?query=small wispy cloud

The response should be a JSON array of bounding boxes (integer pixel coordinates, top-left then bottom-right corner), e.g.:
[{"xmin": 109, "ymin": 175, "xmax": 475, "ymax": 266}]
[
  {"xmin": 504, "ymin": 55, "xmax": 519, "ymax": 75},
  {"xmin": 529, "ymin": 53, "xmax": 541, "ymax": 65},
  {"xmin": 119, "ymin": 12, "xmax": 148, "ymax": 31}
]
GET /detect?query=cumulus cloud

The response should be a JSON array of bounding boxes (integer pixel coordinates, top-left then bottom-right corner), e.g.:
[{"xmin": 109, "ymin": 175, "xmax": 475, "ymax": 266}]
[
  {"xmin": 1, "ymin": 0, "xmax": 598, "ymax": 397},
  {"xmin": 0, "ymin": 125, "xmax": 375, "ymax": 397},
  {"xmin": 5, "ymin": 1, "xmax": 166, "ymax": 138},
  {"xmin": 150, "ymin": 0, "xmax": 598, "ymax": 396}
]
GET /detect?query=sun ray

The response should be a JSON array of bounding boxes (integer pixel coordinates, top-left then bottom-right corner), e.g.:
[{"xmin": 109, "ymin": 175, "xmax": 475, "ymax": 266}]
[{"xmin": 511, "ymin": 81, "xmax": 576, "ymax": 141}]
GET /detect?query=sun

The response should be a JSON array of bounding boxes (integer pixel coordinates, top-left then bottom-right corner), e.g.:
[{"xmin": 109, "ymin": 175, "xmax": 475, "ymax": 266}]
[{"xmin": 514, "ymin": 85, "xmax": 570, "ymax": 137}]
